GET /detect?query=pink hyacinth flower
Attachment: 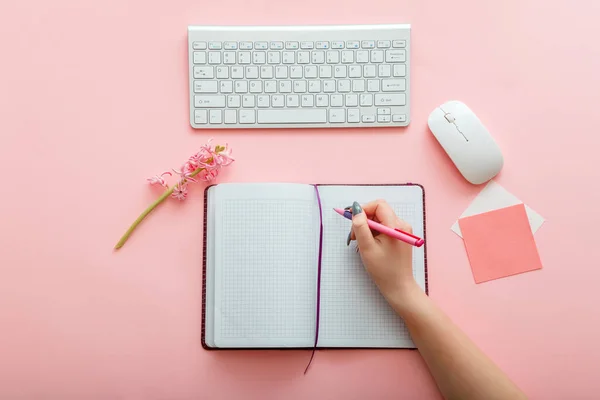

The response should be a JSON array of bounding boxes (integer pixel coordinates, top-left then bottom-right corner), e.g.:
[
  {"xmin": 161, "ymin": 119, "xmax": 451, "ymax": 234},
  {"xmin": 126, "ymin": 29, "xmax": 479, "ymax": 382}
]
[
  {"xmin": 147, "ymin": 172, "xmax": 171, "ymax": 187},
  {"xmin": 172, "ymin": 184, "xmax": 188, "ymax": 201},
  {"xmin": 214, "ymin": 143, "xmax": 234, "ymax": 166}
]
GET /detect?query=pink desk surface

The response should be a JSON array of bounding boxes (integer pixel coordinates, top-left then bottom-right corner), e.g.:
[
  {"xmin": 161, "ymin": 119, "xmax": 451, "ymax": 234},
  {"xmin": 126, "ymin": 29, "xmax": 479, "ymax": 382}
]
[{"xmin": 1, "ymin": 0, "xmax": 599, "ymax": 398}]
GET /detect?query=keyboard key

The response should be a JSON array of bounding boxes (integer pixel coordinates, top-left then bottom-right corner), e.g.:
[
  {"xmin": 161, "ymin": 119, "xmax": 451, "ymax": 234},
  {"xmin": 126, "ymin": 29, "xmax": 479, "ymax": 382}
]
[
  {"xmin": 257, "ymin": 109, "xmax": 327, "ymax": 124},
  {"xmin": 393, "ymin": 64, "xmax": 406, "ymax": 77},
  {"xmin": 360, "ymin": 93, "xmax": 373, "ymax": 106},
  {"xmin": 303, "ymin": 66, "xmax": 317, "ymax": 78},
  {"xmin": 227, "ymin": 95, "xmax": 241, "ymax": 108},
  {"xmin": 193, "ymin": 66, "xmax": 214, "ymax": 79},
  {"xmin": 220, "ymin": 81, "xmax": 233, "ymax": 93},
  {"xmin": 319, "ymin": 65, "xmax": 332, "ymax": 78},
  {"xmin": 361, "ymin": 40, "xmax": 375, "ymax": 48},
  {"xmin": 224, "ymin": 41, "xmax": 238, "ymax": 50},
  {"xmin": 356, "ymin": 50, "xmax": 369, "ymax": 63},
  {"xmin": 323, "ymin": 80, "xmax": 335, "ymax": 93},
  {"xmin": 364, "ymin": 65, "xmax": 376, "ymax": 78},
  {"xmin": 243, "ymin": 95, "xmax": 255, "ymax": 107},
  {"xmin": 334, "ymin": 66, "xmax": 347, "ymax": 78},
  {"xmin": 382, "ymin": 79, "xmax": 406, "ymax": 92},
  {"xmin": 330, "ymin": 94, "xmax": 343, "ymax": 107},
  {"xmin": 268, "ymin": 51, "xmax": 281, "ymax": 64},
  {"xmin": 216, "ymin": 66, "xmax": 229, "ymax": 79},
  {"xmin": 392, "ymin": 40, "xmax": 406, "ymax": 48},
  {"xmin": 249, "ymin": 81, "xmax": 263, "ymax": 93},
  {"xmin": 253, "ymin": 51, "xmax": 266, "ymax": 64},
  {"xmin": 209, "ymin": 109, "xmax": 222, "ymax": 123},
  {"xmin": 283, "ymin": 51, "xmax": 295, "ymax": 64},
  {"xmin": 367, "ymin": 79, "xmax": 380, "ymax": 92},
  {"xmin": 346, "ymin": 41, "xmax": 360, "ymax": 49},
  {"xmin": 347, "ymin": 108, "xmax": 360, "ymax": 122},
  {"xmin": 377, "ymin": 108, "xmax": 391, "ymax": 115},
  {"xmin": 257, "ymin": 95, "xmax": 270, "ymax": 107},
  {"xmin": 260, "ymin": 66, "xmax": 274, "ymax": 79},
  {"xmin": 345, "ymin": 94, "xmax": 358, "ymax": 107},
  {"xmin": 272, "ymin": 95, "xmax": 285, "ymax": 107},
  {"xmin": 297, "ymin": 51, "xmax": 310, "ymax": 64},
  {"xmin": 223, "ymin": 51, "xmax": 236, "ymax": 64},
  {"xmin": 193, "ymin": 52, "xmax": 206, "ymax": 64},
  {"xmin": 393, "ymin": 114, "xmax": 407, "ymax": 122},
  {"xmin": 293, "ymin": 81, "xmax": 307, "ymax": 93},
  {"xmin": 332, "ymin": 41, "xmax": 344, "ymax": 49},
  {"xmin": 308, "ymin": 80, "xmax": 321, "ymax": 93},
  {"xmin": 265, "ymin": 81, "xmax": 277, "ymax": 93},
  {"xmin": 301, "ymin": 94, "xmax": 314, "ymax": 107},
  {"xmin": 208, "ymin": 52, "xmax": 221, "ymax": 64},
  {"xmin": 286, "ymin": 94, "xmax": 299, "ymax": 107},
  {"xmin": 375, "ymin": 93, "xmax": 406, "ymax": 106},
  {"xmin": 270, "ymin": 41, "xmax": 284, "ymax": 49},
  {"xmin": 385, "ymin": 49, "xmax": 406, "ymax": 62},
  {"xmin": 311, "ymin": 51, "xmax": 325, "ymax": 64},
  {"xmin": 208, "ymin": 42, "xmax": 222, "ymax": 50},
  {"xmin": 371, "ymin": 50, "xmax": 384, "ymax": 63},
  {"xmin": 224, "ymin": 109, "xmax": 237, "ymax": 124},
  {"xmin": 194, "ymin": 80, "xmax": 218, "ymax": 93},
  {"xmin": 316, "ymin": 94, "xmax": 329, "ymax": 107},
  {"xmin": 338, "ymin": 79, "xmax": 351, "ymax": 92},
  {"xmin": 240, "ymin": 41, "xmax": 253, "ymax": 49},
  {"xmin": 285, "ymin": 41, "xmax": 299, "ymax": 49},
  {"xmin": 326, "ymin": 50, "xmax": 340, "ymax": 64},
  {"xmin": 239, "ymin": 109, "xmax": 256, "ymax": 123},
  {"xmin": 279, "ymin": 80, "xmax": 292, "ymax": 93},
  {"xmin": 275, "ymin": 66, "xmax": 288, "ymax": 78},
  {"xmin": 235, "ymin": 81, "xmax": 248, "ymax": 93},
  {"xmin": 300, "ymin": 41, "xmax": 314, "ymax": 49},
  {"xmin": 255, "ymin": 41, "xmax": 268, "ymax": 50},
  {"xmin": 341, "ymin": 51, "xmax": 354, "ymax": 64},
  {"xmin": 362, "ymin": 115, "xmax": 375, "ymax": 123},
  {"xmin": 238, "ymin": 51, "xmax": 251, "ymax": 64},
  {"xmin": 329, "ymin": 109, "xmax": 345, "ymax": 123},
  {"xmin": 231, "ymin": 66, "xmax": 243, "ymax": 79},
  {"xmin": 245, "ymin": 66, "xmax": 259, "ymax": 79},
  {"xmin": 377, "ymin": 40, "xmax": 391, "ymax": 48},
  {"xmin": 290, "ymin": 66, "xmax": 303, "ymax": 78},
  {"xmin": 378, "ymin": 114, "xmax": 391, "ymax": 122},
  {"xmin": 192, "ymin": 41, "xmax": 207, "ymax": 50},
  {"xmin": 316, "ymin": 41, "xmax": 330, "ymax": 49},
  {"xmin": 194, "ymin": 109, "xmax": 207, "ymax": 124},
  {"xmin": 378, "ymin": 65, "xmax": 391, "ymax": 77},
  {"xmin": 349, "ymin": 66, "xmax": 361, "ymax": 78},
  {"xmin": 352, "ymin": 79, "xmax": 365, "ymax": 92}
]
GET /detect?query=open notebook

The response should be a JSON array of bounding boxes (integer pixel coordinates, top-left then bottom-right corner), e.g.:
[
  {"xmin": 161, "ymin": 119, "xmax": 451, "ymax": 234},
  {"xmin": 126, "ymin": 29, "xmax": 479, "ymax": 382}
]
[{"xmin": 202, "ymin": 183, "xmax": 427, "ymax": 349}]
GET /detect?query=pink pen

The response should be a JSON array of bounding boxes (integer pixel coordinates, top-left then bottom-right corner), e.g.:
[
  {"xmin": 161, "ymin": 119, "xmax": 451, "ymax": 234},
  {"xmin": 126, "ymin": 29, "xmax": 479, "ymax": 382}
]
[{"xmin": 333, "ymin": 208, "xmax": 425, "ymax": 248}]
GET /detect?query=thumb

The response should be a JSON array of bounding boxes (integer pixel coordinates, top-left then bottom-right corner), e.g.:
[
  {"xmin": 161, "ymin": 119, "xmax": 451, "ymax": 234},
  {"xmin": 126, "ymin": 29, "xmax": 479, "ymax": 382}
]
[{"xmin": 351, "ymin": 202, "xmax": 375, "ymax": 252}]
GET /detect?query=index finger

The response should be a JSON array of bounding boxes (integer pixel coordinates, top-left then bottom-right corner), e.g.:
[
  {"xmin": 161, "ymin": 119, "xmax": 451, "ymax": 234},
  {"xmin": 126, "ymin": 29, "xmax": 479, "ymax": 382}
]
[{"xmin": 360, "ymin": 199, "xmax": 398, "ymax": 226}]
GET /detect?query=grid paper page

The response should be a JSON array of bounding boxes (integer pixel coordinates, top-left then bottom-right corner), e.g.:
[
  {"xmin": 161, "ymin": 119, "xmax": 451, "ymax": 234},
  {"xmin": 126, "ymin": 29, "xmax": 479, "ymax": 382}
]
[
  {"xmin": 315, "ymin": 185, "xmax": 425, "ymax": 348},
  {"xmin": 212, "ymin": 183, "xmax": 318, "ymax": 348}
]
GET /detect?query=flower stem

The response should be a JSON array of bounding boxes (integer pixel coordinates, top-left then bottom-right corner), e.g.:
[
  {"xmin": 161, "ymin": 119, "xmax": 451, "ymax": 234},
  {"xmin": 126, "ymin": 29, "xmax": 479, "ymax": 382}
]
[{"xmin": 114, "ymin": 167, "xmax": 205, "ymax": 250}]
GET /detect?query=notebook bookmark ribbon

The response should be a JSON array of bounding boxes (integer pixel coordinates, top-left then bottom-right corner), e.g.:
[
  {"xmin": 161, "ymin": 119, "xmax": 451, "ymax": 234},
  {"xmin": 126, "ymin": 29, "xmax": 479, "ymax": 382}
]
[{"xmin": 304, "ymin": 184, "xmax": 324, "ymax": 374}]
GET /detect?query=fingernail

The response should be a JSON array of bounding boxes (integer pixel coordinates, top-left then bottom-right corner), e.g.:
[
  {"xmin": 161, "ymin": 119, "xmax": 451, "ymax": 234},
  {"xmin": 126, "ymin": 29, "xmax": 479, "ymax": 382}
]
[
  {"xmin": 344, "ymin": 205, "xmax": 352, "ymax": 211},
  {"xmin": 352, "ymin": 201, "xmax": 363, "ymax": 215},
  {"xmin": 346, "ymin": 230, "xmax": 352, "ymax": 246}
]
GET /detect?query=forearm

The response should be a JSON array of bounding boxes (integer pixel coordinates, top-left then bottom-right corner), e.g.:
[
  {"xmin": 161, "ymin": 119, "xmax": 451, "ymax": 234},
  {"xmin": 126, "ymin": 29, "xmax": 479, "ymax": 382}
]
[{"xmin": 389, "ymin": 285, "xmax": 527, "ymax": 400}]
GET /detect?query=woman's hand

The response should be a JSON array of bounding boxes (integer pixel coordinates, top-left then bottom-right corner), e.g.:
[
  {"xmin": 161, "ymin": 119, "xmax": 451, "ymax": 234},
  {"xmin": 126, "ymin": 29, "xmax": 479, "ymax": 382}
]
[{"xmin": 348, "ymin": 200, "xmax": 420, "ymax": 314}]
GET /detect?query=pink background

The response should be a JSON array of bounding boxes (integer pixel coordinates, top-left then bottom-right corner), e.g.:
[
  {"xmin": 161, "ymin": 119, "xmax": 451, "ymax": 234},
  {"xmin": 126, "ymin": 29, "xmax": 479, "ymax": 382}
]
[{"xmin": 1, "ymin": 0, "xmax": 599, "ymax": 398}]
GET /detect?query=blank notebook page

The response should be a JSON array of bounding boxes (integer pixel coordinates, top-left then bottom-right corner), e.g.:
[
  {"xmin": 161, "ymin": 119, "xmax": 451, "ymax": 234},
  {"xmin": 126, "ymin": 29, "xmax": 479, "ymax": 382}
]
[
  {"xmin": 316, "ymin": 185, "xmax": 426, "ymax": 348},
  {"xmin": 212, "ymin": 183, "xmax": 319, "ymax": 348}
]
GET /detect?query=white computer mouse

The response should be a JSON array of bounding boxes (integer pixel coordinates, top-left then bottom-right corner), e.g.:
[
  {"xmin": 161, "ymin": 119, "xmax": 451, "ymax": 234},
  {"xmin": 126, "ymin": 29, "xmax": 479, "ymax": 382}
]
[{"xmin": 428, "ymin": 101, "xmax": 504, "ymax": 185}]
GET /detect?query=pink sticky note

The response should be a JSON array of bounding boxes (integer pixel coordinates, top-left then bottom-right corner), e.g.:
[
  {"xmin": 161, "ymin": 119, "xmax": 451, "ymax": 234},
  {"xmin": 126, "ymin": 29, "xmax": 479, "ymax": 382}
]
[{"xmin": 458, "ymin": 204, "xmax": 543, "ymax": 283}]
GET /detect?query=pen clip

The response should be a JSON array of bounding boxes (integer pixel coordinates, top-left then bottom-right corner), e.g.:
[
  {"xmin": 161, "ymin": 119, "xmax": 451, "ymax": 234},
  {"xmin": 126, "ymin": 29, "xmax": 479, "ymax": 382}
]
[{"xmin": 394, "ymin": 228, "xmax": 421, "ymax": 240}]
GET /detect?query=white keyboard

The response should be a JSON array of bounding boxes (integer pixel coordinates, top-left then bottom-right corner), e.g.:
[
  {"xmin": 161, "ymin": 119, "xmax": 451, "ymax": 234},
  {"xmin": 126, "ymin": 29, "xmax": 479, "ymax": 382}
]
[{"xmin": 188, "ymin": 24, "xmax": 410, "ymax": 129}]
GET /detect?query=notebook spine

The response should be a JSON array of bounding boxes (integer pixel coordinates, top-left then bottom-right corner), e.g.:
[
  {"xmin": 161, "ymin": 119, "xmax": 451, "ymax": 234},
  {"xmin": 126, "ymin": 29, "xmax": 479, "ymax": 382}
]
[{"xmin": 201, "ymin": 184, "xmax": 215, "ymax": 350}]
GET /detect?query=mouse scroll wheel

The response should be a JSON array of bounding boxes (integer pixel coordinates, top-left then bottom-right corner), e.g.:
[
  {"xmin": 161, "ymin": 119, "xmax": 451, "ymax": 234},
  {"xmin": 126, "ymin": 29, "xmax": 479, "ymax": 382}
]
[{"xmin": 444, "ymin": 113, "xmax": 455, "ymax": 123}]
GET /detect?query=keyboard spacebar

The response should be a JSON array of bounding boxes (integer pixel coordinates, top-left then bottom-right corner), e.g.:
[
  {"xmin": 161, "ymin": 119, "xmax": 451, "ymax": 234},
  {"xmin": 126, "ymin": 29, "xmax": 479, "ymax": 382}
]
[{"xmin": 257, "ymin": 109, "xmax": 327, "ymax": 124}]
